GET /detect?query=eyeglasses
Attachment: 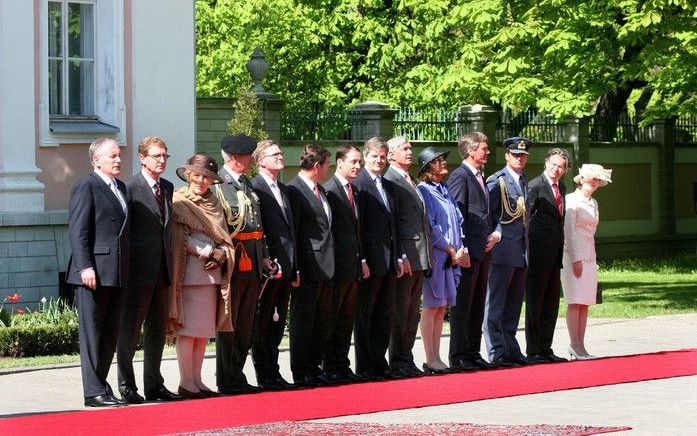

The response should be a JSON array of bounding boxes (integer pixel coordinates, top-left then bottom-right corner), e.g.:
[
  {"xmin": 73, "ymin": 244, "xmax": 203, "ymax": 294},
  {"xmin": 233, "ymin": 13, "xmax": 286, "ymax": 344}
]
[
  {"xmin": 264, "ymin": 152, "xmax": 284, "ymax": 159},
  {"xmin": 148, "ymin": 153, "xmax": 170, "ymax": 161}
]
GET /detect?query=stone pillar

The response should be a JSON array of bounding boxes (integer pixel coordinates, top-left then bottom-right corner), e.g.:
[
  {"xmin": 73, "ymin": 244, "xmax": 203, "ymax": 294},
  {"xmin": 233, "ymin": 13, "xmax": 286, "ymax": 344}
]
[
  {"xmin": 651, "ymin": 118, "xmax": 676, "ymax": 234},
  {"xmin": 457, "ymin": 104, "xmax": 498, "ymax": 142},
  {"xmin": 563, "ymin": 116, "xmax": 590, "ymax": 173},
  {"xmin": 0, "ymin": 1, "xmax": 45, "ymax": 212},
  {"xmin": 350, "ymin": 101, "xmax": 397, "ymax": 141}
]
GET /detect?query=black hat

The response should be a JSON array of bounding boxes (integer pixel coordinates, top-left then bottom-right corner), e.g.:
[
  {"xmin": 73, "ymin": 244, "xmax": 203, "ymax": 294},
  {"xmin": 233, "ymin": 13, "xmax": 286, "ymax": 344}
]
[
  {"xmin": 503, "ymin": 137, "xmax": 532, "ymax": 154},
  {"xmin": 221, "ymin": 134, "xmax": 257, "ymax": 156},
  {"xmin": 176, "ymin": 154, "xmax": 223, "ymax": 184},
  {"xmin": 417, "ymin": 146, "xmax": 449, "ymax": 175}
]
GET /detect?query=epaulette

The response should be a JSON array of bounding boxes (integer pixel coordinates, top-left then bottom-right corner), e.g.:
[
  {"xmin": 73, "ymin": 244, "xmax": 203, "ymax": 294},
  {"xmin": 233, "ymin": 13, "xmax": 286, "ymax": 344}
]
[{"xmin": 486, "ymin": 170, "xmax": 504, "ymax": 184}]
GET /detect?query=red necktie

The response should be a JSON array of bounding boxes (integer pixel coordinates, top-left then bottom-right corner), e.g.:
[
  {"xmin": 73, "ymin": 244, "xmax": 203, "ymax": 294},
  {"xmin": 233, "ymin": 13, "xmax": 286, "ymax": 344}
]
[
  {"xmin": 154, "ymin": 180, "xmax": 165, "ymax": 218},
  {"xmin": 347, "ymin": 182, "xmax": 355, "ymax": 213},
  {"xmin": 313, "ymin": 184, "xmax": 321, "ymax": 200},
  {"xmin": 552, "ymin": 183, "xmax": 562, "ymax": 215}
]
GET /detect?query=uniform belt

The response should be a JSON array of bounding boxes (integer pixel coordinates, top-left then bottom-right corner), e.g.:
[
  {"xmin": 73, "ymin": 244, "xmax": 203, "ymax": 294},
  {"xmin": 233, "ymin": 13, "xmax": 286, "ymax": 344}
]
[{"xmin": 234, "ymin": 231, "xmax": 263, "ymax": 241}]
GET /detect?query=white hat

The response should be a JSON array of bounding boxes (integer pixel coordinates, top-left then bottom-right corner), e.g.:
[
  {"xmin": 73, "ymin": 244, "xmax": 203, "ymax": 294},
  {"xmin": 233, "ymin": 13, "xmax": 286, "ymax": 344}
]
[{"xmin": 573, "ymin": 164, "xmax": 613, "ymax": 187}]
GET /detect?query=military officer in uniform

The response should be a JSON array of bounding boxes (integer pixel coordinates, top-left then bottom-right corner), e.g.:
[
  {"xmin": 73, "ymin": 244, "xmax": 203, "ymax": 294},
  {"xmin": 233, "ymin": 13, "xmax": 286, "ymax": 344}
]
[
  {"xmin": 215, "ymin": 134, "xmax": 274, "ymax": 394},
  {"xmin": 484, "ymin": 137, "xmax": 532, "ymax": 366}
]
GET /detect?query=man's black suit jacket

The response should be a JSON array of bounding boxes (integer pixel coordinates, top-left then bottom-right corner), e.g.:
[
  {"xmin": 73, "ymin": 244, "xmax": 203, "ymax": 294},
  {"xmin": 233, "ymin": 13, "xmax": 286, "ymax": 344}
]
[
  {"xmin": 125, "ymin": 172, "xmax": 173, "ymax": 287},
  {"xmin": 66, "ymin": 172, "xmax": 129, "ymax": 288},
  {"xmin": 324, "ymin": 175, "xmax": 361, "ymax": 282},
  {"xmin": 287, "ymin": 175, "xmax": 334, "ymax": 282},
  {"xmin": 353, "ymin": 168, "xmax": 399, "ymax": 278},
  {"xmin": 251, "ymin": 174, "xmax": 296, "ymax": 280},
  {"xmin": 527, "ymin": 174, "xmax": 566, "ymax": 269},
  {"xmin": 447, "ymin": 163, "xmax": 492, "ymax": 261}
]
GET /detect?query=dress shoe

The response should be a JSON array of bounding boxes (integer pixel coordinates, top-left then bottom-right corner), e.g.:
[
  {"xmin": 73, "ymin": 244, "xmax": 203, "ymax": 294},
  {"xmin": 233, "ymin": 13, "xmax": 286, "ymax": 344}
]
[
  {"xmin": 403, "ymin": 365, "xmax": 425, "ymax": 377},
  {"xmin": 510, "ymin": 355, "xmax": 531, "ymax": 365},
  {"xmin": 490, "ymin": 356, "xmax": 516, "ymax": 368},
  {"xmin": 321, "ymin": 372, "xmax": 348, "ymax": 384},
  {"xmin": 260, "ymin": 376, "xmax": 295, "ymax": 391},
  {"xmin": 219, "ymin": 382, "xmax": 263, "ymax": 395},
  {"xmin": 84, "ymin": 395, "xmax": 126, "ymax": 407},
  {"xmin": 340, "ymin": 369, "xmax": 363, "ymax": 383},
  {"xmin": 450, "ymin": 359, "xmax": 478, "ymax": 372},
  {"xmin": 544, "ymin": 352, "xmax": 568, "ymax": 363},
  {"xmin": 293, "ymin": 375, "xmax": 320, "ymax": 388},
  {"xmin": 568, "ymin": 346, "xmax": 590, "ymax": 361},
  {"xmin": 178, "ymin": 386, "xmax": 206, "ymax": 399},
  {"xmin": 525, "ymin": 354, "xmax": 550, "ymax": 364},
  {"xmin": 472, "ymin": 356, "xmax": 494, "ymax": 369},
  {"xmin": 145, "ymin": 385, "xmax": 181, "ymax": 401},
  {"xmin": 120, "ymin": 386, "xmax": 144, "ymax": 404},
  {"xmin": 422, "ymin": 363, "xmax": 449, "ymax": 374},
  {"xmin": 315, "ymin": 373, "xmax": 337, "ymax": 385}
]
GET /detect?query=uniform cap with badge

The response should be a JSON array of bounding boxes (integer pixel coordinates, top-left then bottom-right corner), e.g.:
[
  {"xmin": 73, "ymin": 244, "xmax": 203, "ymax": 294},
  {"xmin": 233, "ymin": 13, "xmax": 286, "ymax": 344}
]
[
  {"xmin": 221, "ymin": 134, "xmax": 258, "ymax": 156},
  {"xmin": 503, "ymin": 137, "xmax": 532, "ymax": 155}
]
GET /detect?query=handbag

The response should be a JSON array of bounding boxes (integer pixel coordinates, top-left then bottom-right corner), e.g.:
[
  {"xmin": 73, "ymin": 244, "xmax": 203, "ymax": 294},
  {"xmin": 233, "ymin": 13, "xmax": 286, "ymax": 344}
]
[{"xmin": 596, "ymin": 282, "xmax": 603, "ymax": 304}]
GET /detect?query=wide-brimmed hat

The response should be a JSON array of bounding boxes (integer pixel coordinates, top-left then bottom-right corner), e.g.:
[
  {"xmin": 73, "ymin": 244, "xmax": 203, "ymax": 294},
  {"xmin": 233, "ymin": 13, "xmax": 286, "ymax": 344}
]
[
  {"xmin": 503, "ymin": 137, "xmax": 532, "ymax": 154},
  {"xmin": 573, "ymin": 163, "xmax": 612, "ymax": 186},
  {"xmin": 221, "ymin": 134, "xmax": 257, "ymax": 156},
  {"xmin": 417, "ymin": 146, "xmax": 449, "ymax": 175},
  {"xmin": 176, "ymin": 154, "xmax": 223, "ymax": 184}
]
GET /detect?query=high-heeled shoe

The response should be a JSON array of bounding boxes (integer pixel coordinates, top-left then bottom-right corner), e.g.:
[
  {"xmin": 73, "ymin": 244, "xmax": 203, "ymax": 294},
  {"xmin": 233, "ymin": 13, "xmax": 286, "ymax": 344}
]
[
  {"xmin": 568, "ymin": 346, "xmax": 585, "ymax": 361},
  {"xmin": 422, "ymin": 363, "xmax": 449, "ymax": 374},
  {"xmin": 178, "ymin": 386, "xmax": 206, "ymax": 399}
]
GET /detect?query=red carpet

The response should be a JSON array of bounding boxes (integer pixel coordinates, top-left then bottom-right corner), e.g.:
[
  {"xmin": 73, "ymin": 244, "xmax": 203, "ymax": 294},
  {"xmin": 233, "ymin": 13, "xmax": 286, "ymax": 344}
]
[{"xmin": 2, "ymin": 348, "xmax": 695, "ymax": 435}]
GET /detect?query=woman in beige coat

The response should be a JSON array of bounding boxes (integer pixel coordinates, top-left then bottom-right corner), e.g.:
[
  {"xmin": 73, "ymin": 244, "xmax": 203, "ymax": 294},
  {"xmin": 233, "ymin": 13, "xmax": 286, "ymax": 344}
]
[
  {"xmin": 561, "ymin": 164, "xmax": 612, "ymax": 360},
  {"xmin": 168, "ymin": 154, "xmax": 234, "ymax": 398}
]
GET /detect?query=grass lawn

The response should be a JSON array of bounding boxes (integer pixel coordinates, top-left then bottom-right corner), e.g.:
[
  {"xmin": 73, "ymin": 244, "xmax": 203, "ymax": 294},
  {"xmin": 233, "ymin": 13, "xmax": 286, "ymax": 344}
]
[{"xmin": 2, "ymin": 254, "xmax": 695, "ymax": 369}]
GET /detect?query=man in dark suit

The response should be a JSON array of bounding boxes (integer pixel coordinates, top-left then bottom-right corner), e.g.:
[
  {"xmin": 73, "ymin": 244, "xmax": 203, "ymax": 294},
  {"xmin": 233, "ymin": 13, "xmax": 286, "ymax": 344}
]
[
  {"xmin": 353, "ymin": 137, "xmax": 402, "ymax": 380},
  {"xmin": 286, "ymin": 144, "xmax": 335, "ymax": 387},
  {"xmin": 525, "ymin": 148, "xmax": 570, "ymax": 363},
  {"xmin": 384, "ymin": 136, "xmax": 432, "ymax": 377},
  {"xmin": 250, "ymin": 140, "xmax": 298, "ymax": 390},
  {"xmin": 117, "ymin": 136, "xmax": 179, "ymax": 403},
  {"xmin": 323, "ymin": 144, "xmax": 368, "ymax": 383},
  {"xmin": 215, "ymin": 134, "xmax": 273, "ymax": 394},
  {"xmin": 67, "ymin": 137, "xmax": 129, "ymax": 407},
  {"xmin": 484, "ymin": 137, "xmax": 532, "ymax": 366},
  {"xmin": 447, "ymin": 132, "xmax": 497, "ymax": 371}
]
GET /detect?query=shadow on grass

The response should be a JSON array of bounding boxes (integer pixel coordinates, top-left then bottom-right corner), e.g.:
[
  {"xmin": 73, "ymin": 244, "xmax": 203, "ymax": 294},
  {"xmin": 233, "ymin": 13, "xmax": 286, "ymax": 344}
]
[{"xmin": 600, "ymin": 281, "xmax": 697, "ymax": 311}]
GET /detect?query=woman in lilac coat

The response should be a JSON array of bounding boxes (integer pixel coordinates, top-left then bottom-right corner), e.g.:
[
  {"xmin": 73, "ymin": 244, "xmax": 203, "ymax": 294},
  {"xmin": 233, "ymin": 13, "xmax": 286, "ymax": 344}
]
[{"xmin": 417, "ymin": 147, "xmax": 468, "ymax": 374}]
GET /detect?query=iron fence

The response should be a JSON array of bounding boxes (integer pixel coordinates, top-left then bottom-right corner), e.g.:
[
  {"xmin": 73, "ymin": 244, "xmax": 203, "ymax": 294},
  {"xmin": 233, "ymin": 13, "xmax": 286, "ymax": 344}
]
[
  {"xmin": 675, "ymin": 115, "xmax": 697, "ymax": 144},
  {"xmin": 588, "ymin": 112, "xmax": 653, "ymax": 143},
  {"xmin": 393, "ymin": 108, "xmax": 460, "ymax": 141},
  {"xmin": 280, "ymin": 107, "xmax": 365, "ymax": 141},
  {"xmin": 496, "ymin": 109, "xmax": 566, "ymax": 143}
]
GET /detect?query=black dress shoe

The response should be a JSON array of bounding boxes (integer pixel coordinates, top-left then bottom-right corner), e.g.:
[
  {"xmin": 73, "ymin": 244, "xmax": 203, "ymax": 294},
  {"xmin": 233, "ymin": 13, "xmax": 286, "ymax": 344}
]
[
  {"xmin": 422, "ymin": 363, "xmax": 449, "ymax": 374},
  {"xmin": 145, "ymin": 385, "xmax": 181, "ymax": 401},
  {"xmin": 340, "ymin": 369, "xmax": 363, "ymax": 382},
  {"xmin": 403, "ymin": 365, "xmax": 425, "ymax": 377},
  {"xmin": 450, "ymin": 359, "xmax": 478, "ymax": 372},
  {"xmin": 293, "ymin": 375, "xmax": 320, "ymax": 388},
  {"xmin": 84, "ymin": 395, "xmax": 125, "ymax": 407},
  {"xmin": 526, "ymin": 354, "xmax": 549, "ymax": 364},
  {"xmin": 178, "ymin": 386, "xmax": 207, "ymax": 399},
  {"xmin": 510, "ymin": 355, "xmax": 531, "ymax": 365},
  {"xmin": 260, "ymin": 376, "xmax": 295, "ymax": 391},
  {"xmin": 120, "ymin": 387, "xmax": 144, "ymax": 404},
  {"xmin": 472, "ymin": 356, "xmax": 494, "ymax": 369},
  {"xmin": 490, "ymin": 357, "xmax": 516, "ymax": 368},
  {"xmin": 544, "ymin": 353, "xmax": 569, "ymax": 363}
]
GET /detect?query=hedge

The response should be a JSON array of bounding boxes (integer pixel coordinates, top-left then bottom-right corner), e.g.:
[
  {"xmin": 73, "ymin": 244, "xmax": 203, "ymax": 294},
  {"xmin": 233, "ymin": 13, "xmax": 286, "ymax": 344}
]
[{"xmin": 0, "ymin": 324, "xmax": 79, "ymax": 358}]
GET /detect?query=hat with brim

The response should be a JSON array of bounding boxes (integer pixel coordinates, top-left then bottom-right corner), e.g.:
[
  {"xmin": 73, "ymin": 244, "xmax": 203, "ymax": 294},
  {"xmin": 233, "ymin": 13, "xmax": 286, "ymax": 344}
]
[
  {"xmin": 573, "ymin": 163, "xmax": 612, "ymax": 187},
  {"xmin": 176, "ymin": 154, "xmax": 223, "ymax": 184},
  {"xmin": 221, "ymin": 134, "xmax": 257, "ymax": 155},
  {"xmin": 417, "ymin": 146, "xmax": 449, "ymax": 175},
  {"xmin": 503, "ymin": 136, "xmax": 532, "ymax": 155}
]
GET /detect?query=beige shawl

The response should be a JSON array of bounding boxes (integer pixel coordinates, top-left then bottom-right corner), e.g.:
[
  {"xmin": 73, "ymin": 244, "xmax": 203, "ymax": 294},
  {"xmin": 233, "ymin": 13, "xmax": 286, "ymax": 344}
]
[{"xmin": 167, "ymin": 186, "xmax": 235, "ymax": 334}]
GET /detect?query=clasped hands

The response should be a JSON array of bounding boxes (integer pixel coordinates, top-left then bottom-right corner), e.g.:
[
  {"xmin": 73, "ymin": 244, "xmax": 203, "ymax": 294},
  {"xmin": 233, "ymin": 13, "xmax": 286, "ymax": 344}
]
[
  {"xmin": 447, "ymin": 246, "xmax": 470, "ymax": 268},
  {"xmin": 204, "ymin": 247, "xmax": 226, "ymax": 271}
]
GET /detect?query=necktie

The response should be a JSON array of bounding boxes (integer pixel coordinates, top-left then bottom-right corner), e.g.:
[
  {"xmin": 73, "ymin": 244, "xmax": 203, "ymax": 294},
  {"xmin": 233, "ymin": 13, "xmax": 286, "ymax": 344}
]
[
  {"xmin": 313, "ymin": 184, "xmax": 321, "ymax": 200},
  {"xmin": 552, "ymin": 183, "xmax": 563, "ymax": 215},
  {"xmin": 375, "ymin": 176, "xmax": 390, "ymax": 211},
  {"xmin": 238, "ymin": 174, "xmax": 250, "ymax": 192},
  {"xmin": 476, "ymin": 171, "xmax": 487, "ymax": 194},
  {"xmin": 347, "ymin": 182, "xmax": 356, "ymax": 214},
  {"xmin": 111, "ymin": 179, "xmax": 127, "ymax": 213},
  {"xmin": 154, "ymin": 180, "xmax": 165, "ymax": 219}
]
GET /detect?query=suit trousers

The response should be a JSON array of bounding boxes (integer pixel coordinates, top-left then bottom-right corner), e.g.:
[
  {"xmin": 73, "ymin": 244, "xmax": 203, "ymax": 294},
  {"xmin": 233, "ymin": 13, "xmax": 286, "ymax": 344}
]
[
  {"xmin": 449, "ymin": 257, "xmax": 489, "ymax": 364},
  {"xmin": 388, "ymin": 271, "xmax": 423, "ymax": 371},
  {"xmin": 251, "ymin": 279, "xmax": 292, "ymax": 383},
  {"xmin": 323, "ymin": 280, "xmax": 358, "ymax": 374},
  {"xmin": 483, "ymin": 264, "xmax": 527, "ymax": 361},
  {"xmin": 216, "ymin": 272, "xmax": 260, "ymax": 389},
  {"xmin": 355, "ymin": 275, "xmax": 394, "ymax": 375},
  {"xmin": 116, "ymin": 265, "xmax": 168, "ymax": 393},
  {"xmin": 289, "ymin": 278, "xmax": 332, "ymax": 380},
  {"xmin": 75, "ymin": 285, "xmax": 123, "ymax": 397},
  {"xmin": 525, "ymin": 266, "xmax": 562, "ymax": 355}
]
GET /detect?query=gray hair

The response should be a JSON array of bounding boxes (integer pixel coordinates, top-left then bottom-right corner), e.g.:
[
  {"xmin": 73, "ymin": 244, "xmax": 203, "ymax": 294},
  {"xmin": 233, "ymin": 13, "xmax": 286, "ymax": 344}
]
[
  {"xmin": 546, "ymin": 147, "xmax": 571, "ymax": 168},
  {"xmin": 88, "ymin": 137, "xmax": 116, "ymax": 167},
  {"xmin": 386, "ymin": 136, "xmax": 409, "ymax": 152},
  {"xmin": 221, "ymin": 149, "xmax": 231, "ymax": 162},
  {"xmin": 457, "ymin": 132, "xmax": 488, "ymax": 159}
]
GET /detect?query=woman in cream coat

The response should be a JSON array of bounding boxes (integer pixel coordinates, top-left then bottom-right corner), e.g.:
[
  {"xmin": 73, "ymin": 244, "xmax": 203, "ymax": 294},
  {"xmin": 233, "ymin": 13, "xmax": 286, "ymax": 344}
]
[{"xmin": 561, "ymin": 164, "xmax": 612, "ymax": 360}]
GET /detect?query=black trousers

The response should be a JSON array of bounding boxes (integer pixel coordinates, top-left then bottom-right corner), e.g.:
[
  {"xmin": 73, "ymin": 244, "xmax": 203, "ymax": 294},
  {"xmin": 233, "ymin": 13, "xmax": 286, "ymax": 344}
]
[
  {"xmin": 288, "ymin": 278, "xmax": 332, "ymax": 380},
  {"xmin": 75, "ymin": 285, "xmax": 123, "ymax": 397},
  {"xmin": 323, "ymin": 280, "xmax": 358, "ymax": 374},
  {"xmin": 251, "ymin": 278, "xmax": 291, "ymax": 384},
  {"xmin": 525, "ymin": 266, "xmax": 562, "ymax": 356},
  {"xmin": 355, "ymin": 274, "xmax": 395, "ymax": 375},
  {"xmin": 216, "ymin": 273, "xmax": 260, "ymax": 389},
  {"xmin": 116, "ymin": 265, "xmax": 168, "ymax": 393},
  {"xmin": 388, "ymin": 271, "xmax": 423, "ymax": 371},
  {"xmin": 449, "ymin": 257, "xmax": 489, "ymax": 364}
]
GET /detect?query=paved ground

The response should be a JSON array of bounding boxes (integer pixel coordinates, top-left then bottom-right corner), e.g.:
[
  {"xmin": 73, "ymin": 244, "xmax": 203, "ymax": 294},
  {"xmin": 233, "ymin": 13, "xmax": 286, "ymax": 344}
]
[{"xmin": 1, "ymin": 313, "xmax": 696, "ymax": 435}]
